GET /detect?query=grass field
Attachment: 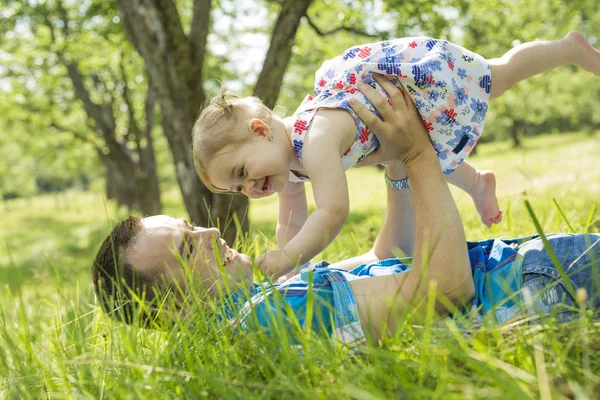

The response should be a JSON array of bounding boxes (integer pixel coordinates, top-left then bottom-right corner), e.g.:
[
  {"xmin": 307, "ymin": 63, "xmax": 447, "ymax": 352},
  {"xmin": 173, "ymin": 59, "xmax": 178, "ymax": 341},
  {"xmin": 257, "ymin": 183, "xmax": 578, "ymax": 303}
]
[{"xmin": 1, "ymin": 131, "xmax": 599, "ymax": 398}]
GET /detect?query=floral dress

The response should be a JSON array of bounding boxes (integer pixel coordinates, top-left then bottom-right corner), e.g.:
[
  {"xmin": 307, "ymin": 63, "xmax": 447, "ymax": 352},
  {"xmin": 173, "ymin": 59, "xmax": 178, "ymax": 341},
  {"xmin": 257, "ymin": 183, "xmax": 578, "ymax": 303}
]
[{"xmin": 288, "ymin": 37, "xmax": 491, "ymax": 183}]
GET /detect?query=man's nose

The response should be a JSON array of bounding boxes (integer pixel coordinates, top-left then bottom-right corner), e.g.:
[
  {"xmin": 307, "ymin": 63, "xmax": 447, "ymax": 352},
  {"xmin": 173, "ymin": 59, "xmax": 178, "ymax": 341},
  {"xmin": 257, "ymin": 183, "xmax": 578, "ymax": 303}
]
[
  {"xmin": 192, "ymin": 226, "xmax": 221, "ymax": 240},
  {"xmin": 205, "ymin": 227, "xmax": 221, "ymax": 237}
]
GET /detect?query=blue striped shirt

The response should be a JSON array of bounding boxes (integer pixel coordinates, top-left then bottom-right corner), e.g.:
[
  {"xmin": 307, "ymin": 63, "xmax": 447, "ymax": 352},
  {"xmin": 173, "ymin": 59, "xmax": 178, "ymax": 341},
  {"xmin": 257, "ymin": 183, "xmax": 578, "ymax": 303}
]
[{"xmin": 223, "ymin": 236, "xmax": 535, "ymax": 346}]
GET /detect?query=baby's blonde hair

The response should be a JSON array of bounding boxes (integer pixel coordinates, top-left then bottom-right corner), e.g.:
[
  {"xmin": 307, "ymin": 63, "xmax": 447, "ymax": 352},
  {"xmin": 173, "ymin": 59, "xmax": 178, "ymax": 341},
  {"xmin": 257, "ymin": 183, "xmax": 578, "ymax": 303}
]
[{"xmin": 192, "ymin": 89, "xmax": 272, "ymax": 192}]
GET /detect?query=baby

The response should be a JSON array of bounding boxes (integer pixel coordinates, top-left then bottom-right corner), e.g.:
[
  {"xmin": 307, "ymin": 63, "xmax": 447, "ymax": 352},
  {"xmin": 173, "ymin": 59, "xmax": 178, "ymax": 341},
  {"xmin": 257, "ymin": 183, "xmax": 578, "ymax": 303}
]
[{"xmin": 193, "ymin": 33, "xmax": 600, "ymax": 280}]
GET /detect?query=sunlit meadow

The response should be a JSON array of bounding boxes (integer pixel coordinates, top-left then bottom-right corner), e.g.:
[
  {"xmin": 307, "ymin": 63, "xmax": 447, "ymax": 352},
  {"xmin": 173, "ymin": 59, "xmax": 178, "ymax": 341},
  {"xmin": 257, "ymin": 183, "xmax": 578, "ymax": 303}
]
[{"xmin": 1, "ymin": 131, "xmax": 599, "ymax": 398}]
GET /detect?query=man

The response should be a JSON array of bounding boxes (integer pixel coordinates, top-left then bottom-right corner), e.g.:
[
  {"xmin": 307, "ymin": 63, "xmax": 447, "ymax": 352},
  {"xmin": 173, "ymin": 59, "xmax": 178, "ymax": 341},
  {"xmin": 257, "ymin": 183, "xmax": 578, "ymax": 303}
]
[{"xmin": 93, "ymin": 78, "xmax": 600, "ymax": 342}]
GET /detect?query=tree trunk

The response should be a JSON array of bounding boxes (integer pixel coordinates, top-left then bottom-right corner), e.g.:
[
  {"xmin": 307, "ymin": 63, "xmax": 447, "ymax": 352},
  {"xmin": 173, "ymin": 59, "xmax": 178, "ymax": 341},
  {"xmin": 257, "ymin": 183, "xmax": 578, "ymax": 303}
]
[
  {"xmin": 511, "ymin": 120, "xmax": 522, "ymax": 148},
  {"xmin": 136, "ymin": 122, "xmax": 162, "ymax": 215},
  {"xmin": 253, "ymin": 0, "xmax": 313, "ymax": 107},
  {"xmin": 117, "ymin": 0, "xmax": 233, "ymax": 242},
  {"xmin": 118, "ymin": 0, "xmax": 314, "ymax": 242},
  {"xmin": 98, "ymin": 150, "xmax": 135, "ymax": 209}
]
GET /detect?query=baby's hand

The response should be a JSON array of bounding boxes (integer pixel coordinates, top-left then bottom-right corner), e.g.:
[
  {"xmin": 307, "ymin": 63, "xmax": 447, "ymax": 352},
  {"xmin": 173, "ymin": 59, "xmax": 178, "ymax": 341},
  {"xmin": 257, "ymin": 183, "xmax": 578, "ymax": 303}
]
[{"xmin": 257, "ymin": 249, "xmax": 294, "ymax": 281}]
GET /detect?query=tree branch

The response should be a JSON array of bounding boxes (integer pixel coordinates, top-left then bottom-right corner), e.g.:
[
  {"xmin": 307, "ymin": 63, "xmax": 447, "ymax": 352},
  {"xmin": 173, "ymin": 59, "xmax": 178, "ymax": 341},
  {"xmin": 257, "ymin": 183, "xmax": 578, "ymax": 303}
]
[
  {"xmin": 305, "ymin": 13, "xmax": 382, "ymax": 38},
  {"xmin": 187, "ymin": 0, "xmax": 211, "ymax": 99},
  {"xmin": 50, "ymin": 121, "xmax": 103, "ymax": 151},
  {"xmin": 46, "ymin": 0, "xmax": 117, "ymax": 137},
  {"xmin": 119, "ymin": 53, "xmax": 143, "ymax": 150},
  {"xmin": 254, "ymin": 0, "xmax": 313, "ymax": 108},
  {"xmin": 144, "ymin": 84, "xmax": 157, "ymax": 139}
]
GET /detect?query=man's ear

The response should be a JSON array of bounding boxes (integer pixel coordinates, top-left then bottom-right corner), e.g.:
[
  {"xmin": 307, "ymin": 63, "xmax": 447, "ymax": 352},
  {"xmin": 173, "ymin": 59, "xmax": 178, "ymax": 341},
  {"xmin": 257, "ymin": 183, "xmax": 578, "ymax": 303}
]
[{"xmin": 248, "ymin": 119, "xmax": 273, "ymax": 140}]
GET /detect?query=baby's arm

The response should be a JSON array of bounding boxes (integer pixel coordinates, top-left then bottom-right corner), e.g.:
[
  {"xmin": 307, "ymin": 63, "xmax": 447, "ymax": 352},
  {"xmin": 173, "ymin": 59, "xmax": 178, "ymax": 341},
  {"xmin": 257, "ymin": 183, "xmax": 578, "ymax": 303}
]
[
  {"xmin": 258, "ymin": 123, "xmax": 350, "ymax": 280},
  {"xmin": 276, "ymin": 182, "xmax": 308, "ymax": 247}
]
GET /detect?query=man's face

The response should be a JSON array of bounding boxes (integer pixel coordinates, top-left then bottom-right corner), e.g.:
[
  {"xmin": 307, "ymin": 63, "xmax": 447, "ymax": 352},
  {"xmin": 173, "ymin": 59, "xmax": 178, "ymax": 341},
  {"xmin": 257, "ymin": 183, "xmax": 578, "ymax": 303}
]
[{"xmin": 126, "ymin": 215, "xmax": 254, "ymax": 295}]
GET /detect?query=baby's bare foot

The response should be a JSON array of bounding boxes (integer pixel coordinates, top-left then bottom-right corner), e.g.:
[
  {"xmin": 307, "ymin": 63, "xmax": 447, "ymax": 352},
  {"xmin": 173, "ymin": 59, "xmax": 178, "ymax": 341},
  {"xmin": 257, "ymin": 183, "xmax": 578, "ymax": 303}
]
[
  {"xmin": 470, "ymin": 170, "xmax": 502, "ymax": 228},
  {"xmin": 566, "ymin": 31, "xmax": 600, "ymax": 77}
]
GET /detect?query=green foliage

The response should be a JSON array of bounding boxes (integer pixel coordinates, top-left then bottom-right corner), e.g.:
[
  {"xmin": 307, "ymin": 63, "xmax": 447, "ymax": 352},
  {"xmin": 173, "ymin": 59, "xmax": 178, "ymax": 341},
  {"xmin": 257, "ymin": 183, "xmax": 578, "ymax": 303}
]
[
  {"xmin": 1, "ymin": 133, "xmax": 600, "ymax": 398},
  {"xmin": 459, "ymin": 0, "xmax": 600, "ymax": 143}
]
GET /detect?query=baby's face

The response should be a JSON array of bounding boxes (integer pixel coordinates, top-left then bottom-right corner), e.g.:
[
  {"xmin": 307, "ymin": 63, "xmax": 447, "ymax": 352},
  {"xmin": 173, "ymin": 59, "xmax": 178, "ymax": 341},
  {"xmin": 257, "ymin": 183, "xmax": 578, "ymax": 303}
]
[{"xmin": 207, "ymin": 137, "xmax": 290, "ymax": 198}]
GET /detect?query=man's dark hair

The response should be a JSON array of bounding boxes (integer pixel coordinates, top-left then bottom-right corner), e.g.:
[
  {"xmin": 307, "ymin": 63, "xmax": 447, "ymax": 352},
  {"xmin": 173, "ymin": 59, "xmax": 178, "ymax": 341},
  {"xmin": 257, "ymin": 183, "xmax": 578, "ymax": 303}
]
[{"xmin": 92, "ymin": 216, "xmax": 168, "ymax": 327}]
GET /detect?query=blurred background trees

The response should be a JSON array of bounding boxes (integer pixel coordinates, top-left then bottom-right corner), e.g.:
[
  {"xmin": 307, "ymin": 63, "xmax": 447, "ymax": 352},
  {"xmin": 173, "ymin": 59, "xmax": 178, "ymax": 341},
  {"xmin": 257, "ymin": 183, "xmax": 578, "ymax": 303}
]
[{"xmin": 1, "ymin": 0, "xmax": 599, "ymax": 237}]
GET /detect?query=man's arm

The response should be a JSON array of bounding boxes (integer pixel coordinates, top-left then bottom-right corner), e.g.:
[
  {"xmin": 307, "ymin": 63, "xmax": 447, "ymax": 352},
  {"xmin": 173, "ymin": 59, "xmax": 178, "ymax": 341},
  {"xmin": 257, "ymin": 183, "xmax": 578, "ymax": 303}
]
[
  {"xmin": 347, "ymin": 77, "xmax": 474, "ymax": 338},
  {"xmin": 328, "ymin": 163, "xmax": 415, "ymax": 271}
]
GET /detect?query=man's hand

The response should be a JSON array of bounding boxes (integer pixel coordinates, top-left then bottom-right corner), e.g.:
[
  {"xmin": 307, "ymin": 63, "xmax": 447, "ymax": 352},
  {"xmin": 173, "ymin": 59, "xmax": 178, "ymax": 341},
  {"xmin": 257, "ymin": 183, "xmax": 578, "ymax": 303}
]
[
  {"xmin": 257, "ymin": 248, "xmax": 295, "ymax": 282},
  {"xmin": 350, "ymin": 75, "xmax": 434, "ymax": 166}
]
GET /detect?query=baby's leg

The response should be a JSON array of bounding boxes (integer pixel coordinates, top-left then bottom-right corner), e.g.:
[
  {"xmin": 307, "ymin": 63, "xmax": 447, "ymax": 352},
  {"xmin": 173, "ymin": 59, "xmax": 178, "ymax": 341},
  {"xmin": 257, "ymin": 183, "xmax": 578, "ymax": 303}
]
[
  {"xmin": 446, "ymin": 162, "xmax": 502, "ymax": 228},
  {"xmin": 489, "ymin": 32, "xmax": 600, "ymax": 99}
]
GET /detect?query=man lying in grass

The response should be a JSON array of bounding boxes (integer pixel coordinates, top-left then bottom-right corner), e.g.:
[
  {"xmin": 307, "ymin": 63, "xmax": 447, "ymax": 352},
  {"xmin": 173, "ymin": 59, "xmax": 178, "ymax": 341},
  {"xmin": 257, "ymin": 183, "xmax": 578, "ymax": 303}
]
[{"xmin": 92, "ymin": 77, "xmax": 600, "ymax": 344}]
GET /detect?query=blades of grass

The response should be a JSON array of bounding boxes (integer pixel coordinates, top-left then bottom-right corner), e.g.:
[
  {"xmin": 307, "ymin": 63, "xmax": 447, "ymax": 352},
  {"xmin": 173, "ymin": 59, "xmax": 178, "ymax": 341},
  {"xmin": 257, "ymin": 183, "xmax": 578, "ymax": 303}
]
[
  {"xmin": 506, "ymin": 200, "xmax": 514, "ymax": 237},
  {"xmin": 524, "ymin": 200, "xmax": 575, "ymax": 295},
  {"xmin": 584, "ymin": 204, "xmax": 596, "ymax": 234},
  {"xmin": 522, "ymin": 288, "xmax": 551, "ymax": 400},
  {"xmin": 552, "ymin": 198, "xmax": 574, "ymax": 233}
]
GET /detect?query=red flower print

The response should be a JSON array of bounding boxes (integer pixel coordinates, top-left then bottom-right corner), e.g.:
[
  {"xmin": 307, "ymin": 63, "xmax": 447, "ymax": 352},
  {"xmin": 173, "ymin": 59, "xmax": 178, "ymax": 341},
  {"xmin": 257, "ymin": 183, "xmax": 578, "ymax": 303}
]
[
  {"xmin": 349, "ymin": 74, "xmax": 356, "ymax": 85},
  {"xmin": 358, "ymin": 47, "xmax": 371, "ymax": 58},
  {"xmin": 359, "ymin": 127, "xmax": 370, "ymax": 143},
  {"xmin": 294, "ymin": 119, "xmax": 308, "ymax": 134},
  {"xmin": 387, "ymin": 98, "xmax": 393, "ymax": 106},
  {"xmin": 409, "ymin": 41, "xmax": 417, "ymax": 48},
  {"xmin": 444, "ymin": 109, "xmax": 457, "ymax": 120},
  {"xmin": 336, "ymin": 81, "xmax": 344, "ymax": 89},
  {"xmin": 422, "ymin": 119, "xmax": 434, "ymax": 132},
  {"xmin": 426, "ymin": 76, "xmax": 435, "ymax": 84},
  {"xmin": 319, "ymin": 78, "xmax": 327, "ymax": 87},
  {"xmin": 447, "ymin": 61, "xmax": 454, "ymax": 71},
  {"xmin": 307, "ymin": 95, "xmax": 314, "ymax": 101},
  {"xmin": 346, "ymin": 88, "xmax": 357, "ymax": 94},
  {"xmin": 343, "ymin": 147, "xmax": 351, "ymax": 156}
]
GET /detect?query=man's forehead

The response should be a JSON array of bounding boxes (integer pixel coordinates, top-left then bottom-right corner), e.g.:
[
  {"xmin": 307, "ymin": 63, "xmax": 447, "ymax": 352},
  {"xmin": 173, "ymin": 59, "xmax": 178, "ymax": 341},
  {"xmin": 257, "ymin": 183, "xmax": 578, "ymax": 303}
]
[
  {"xmin": 134, "ymin": 215, "xmax": 187, "ymax": 255},
  {"xmin": 142, "ymin": 215, "xmax": 181, "ymax": 229},
  {"xmin": 127, "ymin": 216, "xmax": 182, "ymax": 273}
]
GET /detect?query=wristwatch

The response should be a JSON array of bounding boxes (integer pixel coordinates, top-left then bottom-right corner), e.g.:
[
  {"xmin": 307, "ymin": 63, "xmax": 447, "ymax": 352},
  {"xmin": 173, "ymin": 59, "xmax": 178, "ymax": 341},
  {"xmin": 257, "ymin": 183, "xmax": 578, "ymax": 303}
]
[{"xmin": 384, "ymin": 171, "xmax": 410, "ymax": 190}]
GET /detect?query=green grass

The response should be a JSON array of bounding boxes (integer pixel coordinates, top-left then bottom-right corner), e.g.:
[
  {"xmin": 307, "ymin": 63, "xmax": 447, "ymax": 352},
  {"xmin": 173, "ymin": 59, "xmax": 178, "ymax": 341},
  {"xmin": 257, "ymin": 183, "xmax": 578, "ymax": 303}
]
[{"xmin": 1, "ymin": 131, "xmax": 600, "ymax": 398}]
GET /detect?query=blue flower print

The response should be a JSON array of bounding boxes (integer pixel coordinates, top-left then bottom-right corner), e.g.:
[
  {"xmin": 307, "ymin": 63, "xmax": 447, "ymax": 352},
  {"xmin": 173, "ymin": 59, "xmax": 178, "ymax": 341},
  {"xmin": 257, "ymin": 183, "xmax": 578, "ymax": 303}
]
[
  {"xmin": 425, "ymin": 39, "xmax": 439, "ymax": 51},
  {"xmin": 440, "ymin": 51, "xmax": 456, "ymax": 64},
  {"xmin": 462, "ymin": 54, "xmax": 474, "ymax": 63},
  {"xmin": 479, "ymin": 74, "xmax": 491, "ymax": 94},
  {"xmin": 334, "ymin": 91, "xmax": 346, "ymax": 100},
  {"xmin": 469, "ymin": 98, "xmax": 488, "ymax": 123},
  {"xmin": 320, "ymin": 89, "xmax": 332, "ymax": 100},
  {"xmin": 342, "ymin": 47, "xmax": 359, "ymax": 60},
  {"xmin": 457, "ymin": 68, "xmax": 467, "ymax": 79},
  {"xmin": 453, "ymin": 79, "xmax": 468, "ymax": 106},
  {"xmin": 412, "ymin": 65, "xmax": 432, "ymax": 89},
  {"xmin": 325, "ymin": 68, "xmax": 336, "ymax": 78},
  {"xmin": 448, "ymin": 126, "xmax": 472, "ymax": 147},
  {"xmin": 428, "ymin": 90, "xmax": 440, "ymax": 102},
  {"xmin": 381, "ymin": 41, "xmax": 396, "ymax": 55},
  {"xmin": 423, "ymin": 60, "xmax": 442, "ymax": 73},
  {"xmin": 362, "ymin": 74, "xmax": 375, "ymax": 87},
  {"xmin": 293, "ymin": 139, "xmax": 303, "ymax": 158},
  {"xmin": 354, "ymin": 64, "xmax": 364, "ymax": 74},
  {"xmin": 414, "ymin": 98, "xmax": 426, "ymax": 110},
  {"xmin": 377, "ymin": 55, "xmax": 402, "ymax": 74},
  {"xmin": 433, "ymin": 142, "xmax": 448, "ymax": 160},
  {"xmin": 437, "ymin": 109, "xmax": 458, "ymax": 127}
]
